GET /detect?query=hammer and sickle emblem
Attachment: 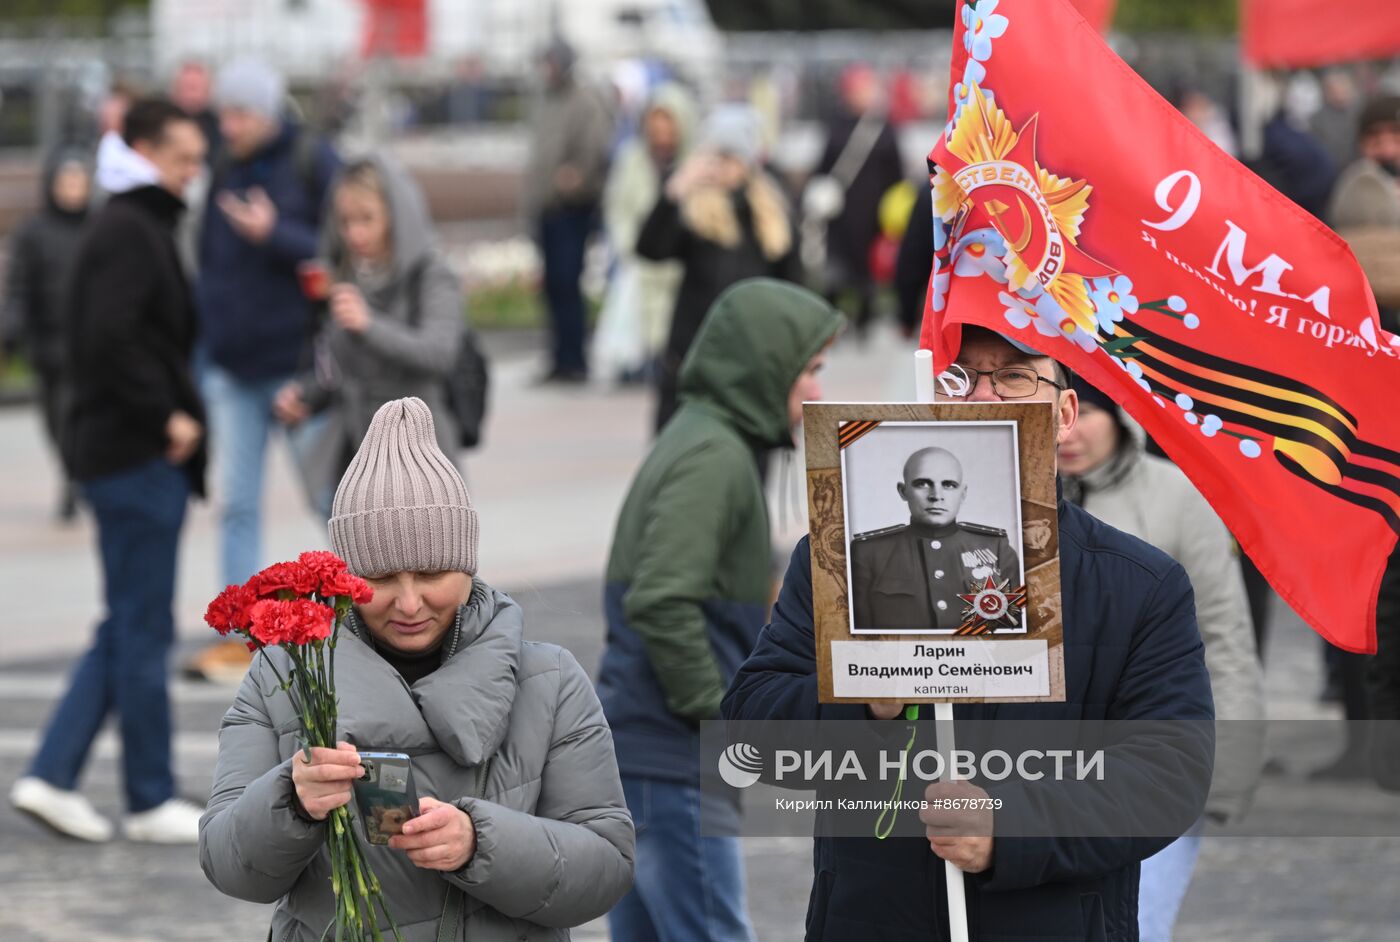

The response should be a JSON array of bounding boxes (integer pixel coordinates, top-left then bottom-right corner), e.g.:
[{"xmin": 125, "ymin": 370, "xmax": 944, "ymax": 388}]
[{"xmin": 985, "ymin": 195, "xmax": 1035, "ymax": 254}]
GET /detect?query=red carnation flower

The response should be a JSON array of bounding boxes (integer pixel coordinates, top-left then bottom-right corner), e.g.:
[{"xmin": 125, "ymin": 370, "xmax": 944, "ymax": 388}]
[
  {"xmin": 298, "ymin": 550, "xmax": 347, "ymax": 583},
  {"xmin": 204, "ymin": 582, "xmax": 258, "ymax": 637},
  {"xmin": 320, "ymin": 569, "xmax": 374, "ymax": 605},
  {"xmin": 255, "ymin": 560, "xmax": 320, "ymax": 599},
  {"xmin": 248, "ymin": 598, "xmax": 335, "ymax": 647}
]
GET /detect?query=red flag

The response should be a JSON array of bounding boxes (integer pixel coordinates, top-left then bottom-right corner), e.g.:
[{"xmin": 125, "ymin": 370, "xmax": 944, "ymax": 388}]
[
  {"xmin": 924, "ymin": 0, "xmax": 1400, "ymax": 653},
  {"xmin": 361, "ymin": 0, "xmax": 428, "ymax": 59},
  {"xmin": 1068, "ymin": 0, "xmax": 1116, "ymax": 32},
  {"xmin": 1244, "ymin": 0, "xmax": 1400, "ymax": 68}
]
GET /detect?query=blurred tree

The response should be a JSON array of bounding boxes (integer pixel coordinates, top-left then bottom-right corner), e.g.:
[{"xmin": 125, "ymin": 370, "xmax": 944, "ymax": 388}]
[
  {"xmin": 1114, "ymin": 0, "xmax": 1238, "ymax": 32},
  {"xmin": 0, "ymin": 0, "xmax": 148, "ymax": 22}
]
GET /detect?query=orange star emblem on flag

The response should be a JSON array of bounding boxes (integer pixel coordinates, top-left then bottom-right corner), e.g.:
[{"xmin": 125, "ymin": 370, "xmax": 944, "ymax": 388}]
[{"xmin": 934, "ymin": 83, "xmax": 1114, "ymax": 337}]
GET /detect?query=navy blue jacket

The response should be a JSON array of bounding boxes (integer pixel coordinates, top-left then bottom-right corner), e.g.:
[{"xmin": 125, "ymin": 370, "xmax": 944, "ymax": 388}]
[
  {"xmin": 723, "ymin": 497, "xmax": 1214, "ymax": 941},
  {"xmin": 197, "ymin": 124, "xmax": 338, "ymax": 379}
]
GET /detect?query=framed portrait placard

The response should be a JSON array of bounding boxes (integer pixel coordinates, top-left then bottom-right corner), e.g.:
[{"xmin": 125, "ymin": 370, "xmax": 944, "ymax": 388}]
[{"xmin": 804, "ymin": 401, "xmax": 1065, "ymax": 704}]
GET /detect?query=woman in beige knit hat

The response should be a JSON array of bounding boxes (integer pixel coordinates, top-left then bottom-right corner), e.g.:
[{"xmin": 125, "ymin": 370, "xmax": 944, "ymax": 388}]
[{"xmin": 200, "ymin": 397, "xmax": 635, "ymax": 941}]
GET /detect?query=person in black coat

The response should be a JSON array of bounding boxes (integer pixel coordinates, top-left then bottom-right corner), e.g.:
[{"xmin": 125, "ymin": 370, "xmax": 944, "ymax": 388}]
[
  {"xmin": 10, "ymin": 99, "xmax": 212, "ymax": 846},
  {"xmin": 2, "ymin": 149, "xmax": 93, "ymax": 520},
  {"xmin": 1370, "ymin": 549, "xmax": 1400, "ymax": 792},
  {"xmin": 893, "ymin": 181, "xmax": 934, "ymax": 339},
  {"xmin": 723, "ymin": 328, "xmax": 1215, "ymax": 941},
  {"xmin": 637, "ymin": 104, "xmax": 800, "ymax": 433},
  {"xmin": 814, "ymin": 65, "xmax": 906, "ymax": 333}
]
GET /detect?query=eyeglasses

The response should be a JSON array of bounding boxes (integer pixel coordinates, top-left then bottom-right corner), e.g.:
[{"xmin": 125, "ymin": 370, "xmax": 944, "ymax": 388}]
[{"xmin": 934, "ymin": 365, "xmax": 1067, "ymax": 400}]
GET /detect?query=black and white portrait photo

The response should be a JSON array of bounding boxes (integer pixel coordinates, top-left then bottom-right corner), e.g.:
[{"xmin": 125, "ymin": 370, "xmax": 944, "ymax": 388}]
[{"xmin": 841, "ymin": 421, "xmax": 1026, "ymax": 635}]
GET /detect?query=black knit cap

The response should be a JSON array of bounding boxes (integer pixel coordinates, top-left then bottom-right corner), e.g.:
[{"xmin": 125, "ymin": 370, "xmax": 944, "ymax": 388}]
[
  {"xmin": 1358, "ymin": 95, "xmax": 1400, "ymax": 139},
  {"xmin": 1070, "ymin": 374, "xmax": 1117, "ymax": 414}
]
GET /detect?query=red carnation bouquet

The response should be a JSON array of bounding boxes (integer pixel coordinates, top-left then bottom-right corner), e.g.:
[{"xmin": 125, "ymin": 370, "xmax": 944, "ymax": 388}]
[{"xmin": 206, "ymin": 551, "xmax": 402, "ymax": 941}]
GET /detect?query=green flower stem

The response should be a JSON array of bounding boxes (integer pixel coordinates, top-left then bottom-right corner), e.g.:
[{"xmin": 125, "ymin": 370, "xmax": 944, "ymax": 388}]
[{"xmin": 268, "ymin": 609, "xmax": 399, "ymax": 940}]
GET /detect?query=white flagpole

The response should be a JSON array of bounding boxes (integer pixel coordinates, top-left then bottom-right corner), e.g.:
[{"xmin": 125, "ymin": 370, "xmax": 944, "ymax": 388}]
[{"xmin": 914, "ymin": 349, "xmax": 971, "ymax": 942}]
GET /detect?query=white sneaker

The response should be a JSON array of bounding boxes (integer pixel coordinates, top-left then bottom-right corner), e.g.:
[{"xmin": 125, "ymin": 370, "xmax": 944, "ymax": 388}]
[
  {"xmin": 123, "ymin": 797, "xmax": 206, "ymax": 844},
  {"xmin": 10, "ymin": 776, "xmax": 114, "ymax": 842}
]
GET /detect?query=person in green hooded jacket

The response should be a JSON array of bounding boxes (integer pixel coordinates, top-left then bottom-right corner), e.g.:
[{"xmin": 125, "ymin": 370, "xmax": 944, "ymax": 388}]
[{"xmin": 596, "ymin": 277, "xmax": 843, "ymax": 942}]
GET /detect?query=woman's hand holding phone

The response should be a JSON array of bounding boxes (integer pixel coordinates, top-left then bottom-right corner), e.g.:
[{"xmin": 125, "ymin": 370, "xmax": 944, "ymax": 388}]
[
  {"xmin": 290, "ymin": 741, "xmax": 364, "ymax": 821},
  {"xmin": 389, "ymin": 796, "xmax": 477, "ymax": 871}
]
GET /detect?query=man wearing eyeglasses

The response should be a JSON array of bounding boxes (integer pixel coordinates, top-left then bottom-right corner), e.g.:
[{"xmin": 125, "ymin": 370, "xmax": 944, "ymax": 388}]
[
  {"xmin": 723, "ymin": 324, "xmax": 1214, "ymax": 941},
  {"xmin": 850, "ymin": 445, "xmax": 1021, "ymax": 632}
]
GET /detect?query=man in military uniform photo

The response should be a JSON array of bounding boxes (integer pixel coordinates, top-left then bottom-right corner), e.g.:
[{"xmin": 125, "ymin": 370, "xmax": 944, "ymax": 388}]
[{"xmin": 849, "ymin": 445, "xmax": 1020, "ymax": 632}]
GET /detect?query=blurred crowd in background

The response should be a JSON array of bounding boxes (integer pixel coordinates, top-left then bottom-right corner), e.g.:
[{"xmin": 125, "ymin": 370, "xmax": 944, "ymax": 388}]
[
  {"xmin": 5, "ymin": 6, "xmax": 1400, "ymax": 714},
  {"xmin": 0, "ymin": 3, "xmax": 1399, "ymax": 939},
  {"xmin": 3, "ymin": 4, "xmax": 1400, "ymax": 669}
]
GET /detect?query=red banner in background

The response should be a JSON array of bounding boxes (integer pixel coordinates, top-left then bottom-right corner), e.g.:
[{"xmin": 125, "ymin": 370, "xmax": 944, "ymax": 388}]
[
  {"xmin": 924, "ymin": 0, "xmax": 1400, "ymax": 653},
  {"xmin": 362, "ymin": 0, "xmax": 427, "ymax": 59},
  {"xmin": 1068, "ymin": 0, "xmax": 1117, "ymax": 33},
  {"xmin": 1243, "ymin": 0, "xmax": 1400, "ymax": 68}
]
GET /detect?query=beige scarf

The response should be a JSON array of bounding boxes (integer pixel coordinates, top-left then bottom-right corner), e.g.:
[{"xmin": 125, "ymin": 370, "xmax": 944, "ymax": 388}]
[{"xmin": 680, "ymin": 174, "xmax": 793, "ymax": 262}]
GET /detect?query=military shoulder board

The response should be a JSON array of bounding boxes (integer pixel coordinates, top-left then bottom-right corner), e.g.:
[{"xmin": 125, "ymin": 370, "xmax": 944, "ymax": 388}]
[
  {"xmin": 852, "ymin": 524, "xmax": 908, "ymax": 542},
  {"xmin": 959, "ymin": 521, "xmax": 1008, "ymax": 538}
]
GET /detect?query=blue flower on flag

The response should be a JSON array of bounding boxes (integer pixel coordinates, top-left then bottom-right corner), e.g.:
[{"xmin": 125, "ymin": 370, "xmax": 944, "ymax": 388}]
[
  {"xmin": 1000, "ymin": 291, "xmax": 1034, "ymax": 329},
  {"xmin": 1000, "ymin": 290, "xmax": 1061, "ymax": 339},
  {"xmin": 931, "ymin": 264, "xmax": 952, "ymax": 313},
  {"xmin": 952, "ymin": 228, "xmax": 1008, "ymax": 281},
  {"xmin": 963, "ymin": 0, "xmax": 1009, "ymax": 62},
  {"xmin": 949, "ymin": 61, "xmax": 996, "ymax": 132},
  {"xmin": 1033, "ymin": 291, "xmax": 1098, "ymax": 352},
  {"xmin": 1087, "ymin": 275, "xmax": 1139, "ymax": 332}
]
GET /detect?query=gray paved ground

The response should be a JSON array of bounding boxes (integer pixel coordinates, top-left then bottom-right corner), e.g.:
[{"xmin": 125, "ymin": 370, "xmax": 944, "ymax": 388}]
[{"xmin": 1, "ymin": 328, "xmax": 1397, "ymax": 940}]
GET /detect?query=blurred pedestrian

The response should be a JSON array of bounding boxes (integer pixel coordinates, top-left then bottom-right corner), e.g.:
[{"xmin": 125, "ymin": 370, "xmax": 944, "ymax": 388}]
[
  {"xmin": 170, "ymin": 59, "xmax": 221, "ymax": 163},
  {"xmin": 638, "ymin": 105, "xmax": 800, "ymax": 431},
  {"xmin": 3, "ymin": 149, "xmax": 93, "ymax": 522},
  {"xmin": 95, "ymin": 83, "xmax": 135, "ymax": 141},
  {"xmin": 893, "ymin": 180, "xmax": 933, "ymax": 339},
  {"xmin": 599, "ymin": 279, "xmax": 842, "ymax": 942},
  {"xmin": 1257, "ymin": 105, "xmax": 1337, "ymax": 220},
  {"xmin": 200, "ymin": 396, "xmax": 635, "ymax": 940},
  {"xmin": 809, "ymin": 65, "xmax": 905, "ymax": 334},
  {"xmin": 1311, "ymin": 68, "xmax": 1362, "ymax": 172},
  {"xmin": 523, "ymin": 38, "xmax": 614, "ymax": 385},
  {"xmin": 1370, "ymin": 551, "xmax": 1400, "ymax": 792},
  {"xmin": 1329, "ymin": 97, "xmax": 1400, "ymax": 742},
  {"xmin": 1177, "ymin": 87, "xmax": 1239, "ymax": 157},
  {"xmin": 1058, "ymin": 379, "xmax": 1265, "ymax": 942},
  {"xmin": 198, "ymin": 58, "xmax": 340, "ymax": 579},
  {"xmin": 169, "ymin": 60, "xmax": 221, "ymax": 276},
  {"xmin": 9, "ymin": 99, "xmax": 209, "ymax": 844},
  {"xmin": 273, "ymin": 155, "xmax": 464, "ymax": 514},
  {"xmin": 1329, "ymin": 94, "xmax": 1400, "ymax": 333},
  {"xmin": 594, "ymin": 83, "xmax": 696, "ymax": 384}
]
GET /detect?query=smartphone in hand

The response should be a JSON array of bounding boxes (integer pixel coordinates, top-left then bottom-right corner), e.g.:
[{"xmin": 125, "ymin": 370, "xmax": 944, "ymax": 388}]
[{"xmin": 352, "ymin": 751, "xmax": 420, "ymax": 845}]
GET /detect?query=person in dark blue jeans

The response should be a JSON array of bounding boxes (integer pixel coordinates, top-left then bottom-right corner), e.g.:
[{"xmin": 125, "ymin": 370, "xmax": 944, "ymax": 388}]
[
  {"xmin": 540, "ymin": 204, "xmax": 597, "ymax": 379},
  {"xmin": 523, "ymin": 39, "xmax": 614, "ymax": 383},
  {"xmin": 11, "ymin": 99, "xmax": 210, "ymax": 845},
  {"xmin": 197, "ymin": 58, "xmax": 339, "ymax": 590},
  {"xmin": 614, "ymin": 777, "xmax": 750, "ymax": 941},
  {"xmin": 30, "ymin": 459, "xmax": 190, "ymax": 810}
]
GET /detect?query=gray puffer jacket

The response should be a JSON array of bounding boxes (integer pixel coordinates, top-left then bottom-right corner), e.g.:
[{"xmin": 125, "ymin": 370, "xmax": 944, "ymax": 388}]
[
  {"xmin": 199, "ymin": 580, "xmax": 635, "ymax": 941},
  {"xmin": 1064, "ymin": 417, "xmax": 1265, "ymax": 825}
]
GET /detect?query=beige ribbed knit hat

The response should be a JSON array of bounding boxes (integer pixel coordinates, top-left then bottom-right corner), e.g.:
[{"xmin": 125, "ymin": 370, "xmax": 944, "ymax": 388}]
[{"xmin": 328, "ymin": 398, "xmax": 479, "ymax": 577}]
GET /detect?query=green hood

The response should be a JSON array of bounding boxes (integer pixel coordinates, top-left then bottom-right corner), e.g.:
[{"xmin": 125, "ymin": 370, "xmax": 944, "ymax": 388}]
[{"xmin": 677, "ymin": 278, "xmax": 845, "ymax": 447}]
